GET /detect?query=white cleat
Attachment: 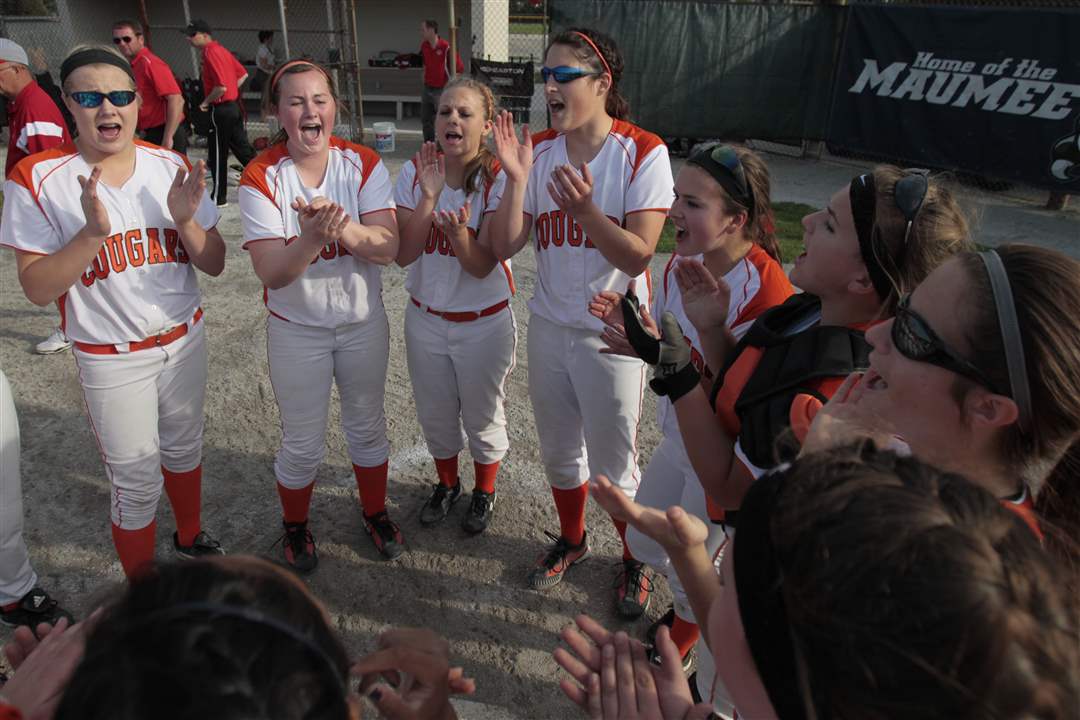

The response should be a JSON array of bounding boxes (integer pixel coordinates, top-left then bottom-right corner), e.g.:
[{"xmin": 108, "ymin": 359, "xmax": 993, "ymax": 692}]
[{"xmin": 35, "ymin": 328, "xmax": 73, "ymax": 355}]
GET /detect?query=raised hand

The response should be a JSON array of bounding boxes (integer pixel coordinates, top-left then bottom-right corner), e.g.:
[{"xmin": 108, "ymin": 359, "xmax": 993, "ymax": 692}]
[
  {"xmin": 0, "ymin": 616, "xmax": 93, "ymax": 720},
  {"xmin": 492, "ymin": 110, "xmax": 532, "ymax": 184},
  {"xmin": 590, "ymin": 475, "xmax": 709, "ymax": 552},
  {"xmin": 673, "ymin": 257, "xmax": 731, "ymax": 335},
  {"xmin": 294, "ymin": 196, "xmax": 350, "ymax": 248},
  {"xmin": 800, "ymin": 371, "xmax": 900, "ymax": 456},
  {"xmin": 588, "ymin": 290, "xmax": 626, "ymax": 329},
  {"xmin": 547, "ymin": 163, "xmax": 595, "ymax": 219},
  {"xmin": 434, "ymin": 203, "xmax": 471, "ymax": 243},
  {"xmin": 417, "ymin": 141, "xmax": 446, "ymax": 200},
  {"xmin": 167, "ymin": 160, "xmax": 208, "ymax": 226},
  {"xmin": 77, "ymin": 166, "xmax": 110, "ymax": 237}
]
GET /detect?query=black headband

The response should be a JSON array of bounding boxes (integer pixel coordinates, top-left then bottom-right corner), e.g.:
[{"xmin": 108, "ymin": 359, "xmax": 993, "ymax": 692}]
[
  {"xmin": 734, "ymin": 469, "xmax": 815, "ymax": 720},
  {"xmin": 687, "ymin": 144, "xmax": 756, "ymax": 221},
  {"xmin": 978, "ymin": 250, "xmax": 1032, "ymax": 432},
  {"xmin": 849, "ymin": 173, "xmax": 892, "ymax": 301},
  {"xmin": 60, "ymin": 48, "xmax": 135, "ymax": 86}
]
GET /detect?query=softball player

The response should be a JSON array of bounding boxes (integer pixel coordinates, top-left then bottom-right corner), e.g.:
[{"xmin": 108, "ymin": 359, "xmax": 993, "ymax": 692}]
[
  {"xmin": 0, "ymin": 45, "xmax": 227, "ymax": 578},
  {"xmin": 590, "ymin": 144, "xmax": 793, "ymax": 669},
  {"xmin": 394, "ymin": 77, "xmax": 515, "ymax": 535},
  {"xmin": 239, "ymin": 60, "xmax": 400, "ymax": 572},
  {"xmin": 489, "ymin": 28, "xmax": 673, "ymax": 617}
]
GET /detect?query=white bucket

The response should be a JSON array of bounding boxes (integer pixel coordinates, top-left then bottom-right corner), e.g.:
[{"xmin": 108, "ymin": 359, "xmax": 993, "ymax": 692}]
[{"xmin": 373, "ymin": 122, "xmax": 395, "ymax": 152}]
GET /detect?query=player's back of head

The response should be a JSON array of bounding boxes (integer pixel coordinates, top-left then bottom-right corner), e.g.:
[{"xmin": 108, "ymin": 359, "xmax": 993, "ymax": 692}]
[{"xmin": 55, "ymin": 556, "xmax": 351, "ymax": 720}]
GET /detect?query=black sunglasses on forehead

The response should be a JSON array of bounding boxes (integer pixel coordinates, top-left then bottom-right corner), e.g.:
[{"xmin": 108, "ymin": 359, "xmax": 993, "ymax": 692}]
[
  {"xmin": 709, "ymin": 143, "xmax": 749, "ymax": 199},
  {"xmin": 892, "ymin": 293, "xmax": 1002, "ymax": 393},
  {"xmin": 894, "ymin": 168, "xmax": 929, "ymax": 244}
]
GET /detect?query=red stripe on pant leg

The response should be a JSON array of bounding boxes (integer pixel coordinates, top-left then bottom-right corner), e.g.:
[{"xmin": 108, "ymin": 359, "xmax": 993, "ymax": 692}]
[
  {"xmin": 277, "ymin": 481, "xmax": 315, "ymax": 524},
  {"xmin": 434, "ymin": 455, "xmax": 459, "ymax": 488},
  {"xmin": 354, "ymin": 461, "xmax": 388, "ymax": 516},
  {"xmin": 163, "ymin": 465, "xmax": 202, "ymax": 546},
  {"xmin": 474, "ymin": 460, "xmax": 499, "ymax": 494},
  {"xmin": 112, "ymin": 520, "xmax": 156, "ymax": 579},
  {"xmin": 551, "ymin": 485, "xmax": 588, "ymax": 547}
]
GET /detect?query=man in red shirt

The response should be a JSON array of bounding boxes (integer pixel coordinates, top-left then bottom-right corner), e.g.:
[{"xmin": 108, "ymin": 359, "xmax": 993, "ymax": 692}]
[
  {"xmin": 0, "ymin": 38, "xmax": 74, "ymax": 355},
  {"xmin": 112, "ymin": 18, "xmax": 188, "ymax": 154},
  {"xmin": 186, "ymin": 19, "xmax": 255, "ymax": 207},
  {"xmin": 419, "ymin": 19, "xmax": 464, "ymax": 142}
]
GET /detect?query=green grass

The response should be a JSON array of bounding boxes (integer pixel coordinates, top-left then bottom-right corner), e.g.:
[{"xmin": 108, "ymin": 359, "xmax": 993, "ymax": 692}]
[
  {"xmin": 509, "ymin": 22, "xmax": 546, "ymax": 35},
  {"xmin": 657, "ymin": 201, "xmax": 815, "ymax": 262}
]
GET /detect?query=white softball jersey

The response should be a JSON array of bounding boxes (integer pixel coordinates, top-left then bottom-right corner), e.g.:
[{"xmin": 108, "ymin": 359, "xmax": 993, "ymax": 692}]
[
  {"xmin": 654, "ymin": 245, "xmax": 793, "ymax": 442},
  {"xmin": 507, "ymin": 120, "xmax": 675, "ymax": 332},
  {"xmin": 238, "ymin": 137, "xmax": 396, "ymax": 328},
  {"xmin": 393, "ymin": 157, "xmax": 514, "ymax": 311},
  {"xmin": 0, "ymin": 142, "xmax": 220, "ymax": 344}
]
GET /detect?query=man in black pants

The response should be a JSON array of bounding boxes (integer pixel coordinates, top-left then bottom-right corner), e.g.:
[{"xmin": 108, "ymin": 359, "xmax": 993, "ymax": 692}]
[{"xmin": 186, "ymin": 19, "xmax": 255, "ymax": 207}]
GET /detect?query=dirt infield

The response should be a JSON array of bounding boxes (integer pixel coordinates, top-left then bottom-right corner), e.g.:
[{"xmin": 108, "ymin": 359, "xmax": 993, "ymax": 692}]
[{"xmin": 0, "ymin": 148, "xmax": 669, "ymax": 718}]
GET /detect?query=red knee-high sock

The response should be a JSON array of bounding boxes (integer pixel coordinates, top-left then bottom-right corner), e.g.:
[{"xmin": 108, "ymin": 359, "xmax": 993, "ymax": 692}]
[
  {"xmin": 474, "ymin": 460, "xmax": 499, "ymax": 494},
  {"xmin": 112, "ymin": 521, "xmax": 157, "ymax": 579},
  {"xmin": 434, "ymin": 455, "xmax": 459, "ymax": 488},
  {"xmin": 612, "ymin": 518, "xmax": 634, "ymax": 561},
  {"xmin": 670, "ymin": 615, "xmax": 700, "ymax": 657},
  {"xmin": 551, "ymin": 485, "xmax": 588, "ymax": 547},
  {"xmin": 162, "ymin": 465, "xmax": 202, "ymax": 546},
  {"xmin": 277, "ymin": 482, "xmax": 315, "ymax": 524},
  {"xmin": 354, "ymin": 461, "xmax": 389, "ymax": 516}
]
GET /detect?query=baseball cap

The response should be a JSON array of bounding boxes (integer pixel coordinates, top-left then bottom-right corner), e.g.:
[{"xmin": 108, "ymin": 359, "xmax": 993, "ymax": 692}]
[
  {"xmin": 0, "ymin": 38, "xmax": 29, "ymax": 66},
  {"xmin": 185, "ymin": 20, "xmax": 211, "ymax": 37}
]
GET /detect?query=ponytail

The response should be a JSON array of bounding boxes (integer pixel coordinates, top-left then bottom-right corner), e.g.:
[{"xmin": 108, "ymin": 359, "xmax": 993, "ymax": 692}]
[
  {"xmin": 736, "ymin": 147, "xmax": 780, "ymax": 263},
  {"xmin": 1037, "ymin": 440, "xmax": 1080, "ymax": 595},
  {"xmin": 548, "ymin": 28, "xmax": 629, "ymax": 121}
]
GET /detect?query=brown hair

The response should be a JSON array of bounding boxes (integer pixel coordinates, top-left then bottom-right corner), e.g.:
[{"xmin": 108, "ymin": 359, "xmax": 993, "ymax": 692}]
[
  {"xmin": 953, "ymin": 246, "xmax": 1080, "ymax": 494},
  {"xmin": 112, "ymin": 19, "xmax": 143, "ymax": 34},
  {"xmin": 546, "ymin": 27, "xmax": 629, "ymax": 121},
  {"xmin": 719, "ymin": 145, "xmax": 779, "ymax": 262},
  {"xmin": 772, "ymin": 442, "xmax": 1078, "ymax": 719},
  {"xmin": 869, "ymin": 165, "xmax": 972, "ymax": 316},
  {"xmin": 264, "ymin": 60, "xmax": 338, "ymax": 146},
  {"xmin": 439, "ymin": 76, "xmax": 497, "ymax": 195}
]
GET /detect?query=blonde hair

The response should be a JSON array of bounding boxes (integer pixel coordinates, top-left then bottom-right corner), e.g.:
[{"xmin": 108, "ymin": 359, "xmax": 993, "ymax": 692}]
[
  {"xmin": 440, "ymin": 76, "xmax": 498, "ymax": 195},
  {"xmin": 60, "ymin": 44, "xmax": 134, "ymax": 92}
]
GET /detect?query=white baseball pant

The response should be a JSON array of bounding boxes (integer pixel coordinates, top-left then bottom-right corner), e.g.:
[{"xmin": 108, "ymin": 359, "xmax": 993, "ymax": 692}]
[
  {"xmin": 526, "ymin": 313, "xmax": 645, "ymax": 496},
  {"xmin": 267, "ymin": 312, "xmax": 390, "ymax": 489},
  {"xmin": 626, "ymin": 435, "xmax": 728, "ymax": 622},
  {"xmin": 0, "ymin": 370, "xmax": 37, "ymax": 605},
  {"xmin": 74, "ymin": 320, "xmax": 207, "ymax": 530},
  {"xmin": 404, "ymin": 302, "xmax": 516, "ymax": 463}
]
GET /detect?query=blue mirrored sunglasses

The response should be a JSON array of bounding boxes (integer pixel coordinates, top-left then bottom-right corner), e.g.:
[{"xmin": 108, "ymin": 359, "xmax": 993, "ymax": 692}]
[
  {"xmin": 69, "ymin": 90, "xmax": 137, "ymax": 108},
  {"xmin": 541, "ymin": 66, "xmax": 601, "ymax": 84}
]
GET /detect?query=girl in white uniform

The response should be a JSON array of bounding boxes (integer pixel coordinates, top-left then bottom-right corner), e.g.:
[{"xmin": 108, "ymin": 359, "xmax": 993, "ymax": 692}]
[
  {"xmin": 590, "ymin": 144, "xmax": 792, "ymax": 676},
  {"xmin": 238, "ymin": 60, "xmax": 400, "ymax": 571},
  {"xmin": 489, "ymin": 28, "xmax": 674, "ymax": 617},
  {"xmin": 394, "ymin": 77, "xmax": 515, "ymax": 535},
  {"xmin": 0, "ymin": 45, "xmax": 226, "ymax": 577}
]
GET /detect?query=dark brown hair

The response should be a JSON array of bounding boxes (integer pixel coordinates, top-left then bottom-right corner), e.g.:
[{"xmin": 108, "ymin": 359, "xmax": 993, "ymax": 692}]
[
  {"xmin": 264, "ymin": 60, "xmax": 338, "ymax": 146},
  {"xmin": 439, "ymin": 75, "xmax": 497, "ymax": 195},
  {"xmin": 111, "ymin": 19, "xmax": 143, "ymax": 34},
  {"xmin": 953, "ymin": 246, "xmax": 1080, "ymax": 494},
  {"xmin": 56, "ymin": 557, "xmax": 351, "ymax": 720},
  {"xmin": 546, "ymin": 27, "xmax": 629, "ymax": 120},
  {"xmin": 717, "ymin": 145, "xmax": 779, "ymax": 262},
  {"xmin": 869, "ymin": 165, "xmax": 972, "ymax": 316},
  {"xmin": 772, "ymin": 442, "xmax": 1079, "ymax": 719}
]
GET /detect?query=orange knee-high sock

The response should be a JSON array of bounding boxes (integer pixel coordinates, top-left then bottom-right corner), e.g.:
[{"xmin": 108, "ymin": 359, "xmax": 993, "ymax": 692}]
[
  {"xmin": 474, "ymin": 460, "xmax": 499, "ymax": 494},
  {"xmin": 111, "ymin": 521, "xmax": 157, "ymax": 579},
  {"xmin": 551, "ymin": 485, "xmax": 588, "ymax": 547},
  {"xmin": 434, "ymin": 456, "xmax": 459, "ymax": 488},
  {"xmin": 612, "ymin": 518, "xmax": 634, "ymax": 561},
  {"xmin": 162, "ymin": 465, "xmax": 202, "ymax": 546},
  {"xmin": 354, "ymin": 461, "xmax": 389, "ymax": 516},
  {"xmin": 670, "ymin": 615, "xmax": 701, "ymax": 657},
  {"xmin": 277, "ymin": 482, "xmax": 315, "ymax": 524}
]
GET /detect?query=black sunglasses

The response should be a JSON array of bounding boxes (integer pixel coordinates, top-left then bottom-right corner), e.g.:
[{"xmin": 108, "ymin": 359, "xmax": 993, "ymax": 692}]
[
  {"xmin": 69, "ymin": 90, "xmax": 137, "ymax": 108},
  {"xmin": 709, "ymin": 144, "xmax": 749, "ymax": 200},
  {"xmin": 894, "ymin": 168, "xmax": 929, "ymax": 245},
  {"xmin": 892, "ymin": 294, "xmax": 1000, "ymax": 393},
  {"xmin": 112, "ymin": 35, "xmax": 138, "ymax": 44}
]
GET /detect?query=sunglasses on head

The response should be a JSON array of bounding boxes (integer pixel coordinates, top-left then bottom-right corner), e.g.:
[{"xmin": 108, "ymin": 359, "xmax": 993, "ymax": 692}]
[
  {"xmin": 709, "ymin": 144, "xmax": 749, "ymax": 199},
  {"xmin": 69, "ymin": 90, "xmax": 137, "ymax": 108},
  {"xmin": 894, "ymin": 168, "xmax": 929, "ymax": 245},
  {"xmin": 112, "ymin": 35, "xmax": 137, "ymax": 44},
  {"xmin": 892, "ymin": 293, "xmax": 1000, "ymax": 392},
  {"xmin": 540, "ymin": 65, "xmax": 601, "ymax": 84}
]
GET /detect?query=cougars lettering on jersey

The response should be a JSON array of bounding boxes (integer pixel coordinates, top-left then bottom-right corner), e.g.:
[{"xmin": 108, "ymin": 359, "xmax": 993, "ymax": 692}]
[
  {"xmin": 654, "ymin": 247, "xmax": 793, "ymax": 442},
  {"xmin": 238, "ymin": 137, "xmax": 395, "ymax": 328},
  {"xmin": 394, "ymin": 157, "xmax": 514, "ymax": 312},
  {"xmin": 0, "ymin": 142, "xmax": 219, "ymax": 344},
  {"xmin": 507, "ymin": 120, "xmax": 674, "ymax": 331}
]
